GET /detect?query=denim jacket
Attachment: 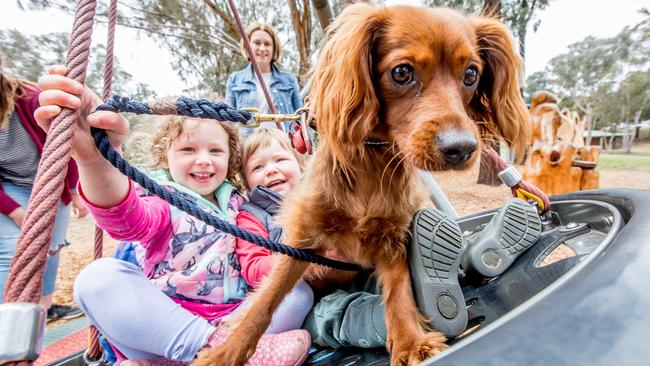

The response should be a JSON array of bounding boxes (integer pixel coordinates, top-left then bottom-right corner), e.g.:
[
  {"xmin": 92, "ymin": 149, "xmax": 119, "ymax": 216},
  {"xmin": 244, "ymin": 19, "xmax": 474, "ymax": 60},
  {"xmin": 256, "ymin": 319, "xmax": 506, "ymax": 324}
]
[{"xmin": 225, "ymin": 64, "xmax": 303, "ymax": 116}]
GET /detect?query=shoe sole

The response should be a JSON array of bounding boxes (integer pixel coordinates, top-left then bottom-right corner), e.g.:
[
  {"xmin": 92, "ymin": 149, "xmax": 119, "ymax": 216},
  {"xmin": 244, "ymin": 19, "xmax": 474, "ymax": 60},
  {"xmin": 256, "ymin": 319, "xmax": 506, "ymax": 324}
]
[
  {"xmin": 47, "ymin": 311, "xmax": 85, "ymax": 323},
  {"xmin": 465, "ymin": 198, "xmax": 542, "ymax": 278},
  {"xmin": 409, "ymin": 208, "xmax": 467, "ymax": 338}
]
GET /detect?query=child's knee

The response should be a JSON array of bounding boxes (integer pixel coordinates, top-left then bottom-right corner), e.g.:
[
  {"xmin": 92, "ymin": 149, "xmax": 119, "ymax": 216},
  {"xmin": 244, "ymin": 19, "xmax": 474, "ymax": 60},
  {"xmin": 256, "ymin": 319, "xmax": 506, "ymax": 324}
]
[{"xmin": 73, "ymin": 257, "xmax": 133, "ymax": 307}]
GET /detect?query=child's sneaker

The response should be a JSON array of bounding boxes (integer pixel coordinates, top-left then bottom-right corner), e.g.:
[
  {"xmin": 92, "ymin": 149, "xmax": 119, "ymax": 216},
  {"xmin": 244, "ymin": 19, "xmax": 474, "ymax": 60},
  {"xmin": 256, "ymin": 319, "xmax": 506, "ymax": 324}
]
[
  {"xmin": 409, "ymin": 208, "xmax": 467, "ymax": 338},
  {"xmin": 462, "ymin": 198, "xmax": 542, "ymax": 278},
  {"xmin": 46, "ymin": 304, "xmax": 84, "ymax": 322},
  {"xmin": 205, "ymin": 325, "xmax": 311, "ymax": 366}
]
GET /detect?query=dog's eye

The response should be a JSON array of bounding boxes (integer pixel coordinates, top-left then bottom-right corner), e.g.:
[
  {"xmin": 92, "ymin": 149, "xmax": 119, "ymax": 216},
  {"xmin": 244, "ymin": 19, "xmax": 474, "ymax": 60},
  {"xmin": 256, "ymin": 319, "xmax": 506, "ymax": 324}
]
[
  {"xmin": 391, "ymin": 64, "xmax": 414, "ymax": 85},
  {"xmin": 463, "ymin": 67, "xmax": 479, "ymax": 87}
]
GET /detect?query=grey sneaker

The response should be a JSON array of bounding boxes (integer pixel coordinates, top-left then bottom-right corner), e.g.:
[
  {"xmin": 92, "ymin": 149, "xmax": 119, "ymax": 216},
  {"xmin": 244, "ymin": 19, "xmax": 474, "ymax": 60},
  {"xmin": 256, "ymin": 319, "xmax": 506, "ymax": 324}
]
[
  {"xmin": 462, "ymin": 198, "xmax": 542, "ymax": 278},
  {"xmin": 46, "ymin": 304, "xmax": 84, "ymax": 322},
  {"xmin": 409, "ymin": 208, "xmax": 467, "ymax": 338}
]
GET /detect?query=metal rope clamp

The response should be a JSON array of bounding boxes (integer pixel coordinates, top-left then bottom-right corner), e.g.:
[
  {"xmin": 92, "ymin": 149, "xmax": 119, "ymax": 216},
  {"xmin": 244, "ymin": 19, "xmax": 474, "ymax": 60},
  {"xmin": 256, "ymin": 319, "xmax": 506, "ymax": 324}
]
[
  {"xmin": 497, "ymin": 166, "xmax": 523, "ymax": 187},
  {"xmin": 0, "ymin": 302, "xmax": 46, "ymax": 363}
]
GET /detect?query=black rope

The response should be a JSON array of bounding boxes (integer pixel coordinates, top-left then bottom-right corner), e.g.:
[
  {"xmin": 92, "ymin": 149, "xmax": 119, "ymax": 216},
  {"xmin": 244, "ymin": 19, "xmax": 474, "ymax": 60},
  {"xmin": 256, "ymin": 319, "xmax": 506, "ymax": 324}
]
[
  {"xmin": 91, "ymin": 97, "xmax": 361, "ymax": 271},
  {"xmin": 96, "ymin": 95, "xmax": 255, "ymax": 124}
]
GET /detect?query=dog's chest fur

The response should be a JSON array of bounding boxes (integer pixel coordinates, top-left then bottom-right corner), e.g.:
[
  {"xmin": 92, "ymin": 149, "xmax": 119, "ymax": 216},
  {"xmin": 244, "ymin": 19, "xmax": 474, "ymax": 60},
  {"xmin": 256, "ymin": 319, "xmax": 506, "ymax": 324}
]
[{"xmin": 279, "ymin": 148, "xmax": 425, "ymax": 269}]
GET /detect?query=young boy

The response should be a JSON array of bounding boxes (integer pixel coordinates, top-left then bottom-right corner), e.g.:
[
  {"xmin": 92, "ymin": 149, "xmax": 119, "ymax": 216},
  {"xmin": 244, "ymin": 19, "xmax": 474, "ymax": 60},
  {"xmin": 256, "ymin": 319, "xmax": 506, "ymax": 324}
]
[{"xmin": 237, "ymin": 128, "xmax": 313, "ymax": 334}]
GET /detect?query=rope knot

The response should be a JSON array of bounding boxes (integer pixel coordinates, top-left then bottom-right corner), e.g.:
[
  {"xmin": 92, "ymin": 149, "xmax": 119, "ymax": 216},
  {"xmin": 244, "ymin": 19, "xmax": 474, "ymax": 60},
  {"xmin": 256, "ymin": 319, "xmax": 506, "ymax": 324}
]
[{"xmin": 95, "ymin": 95, "xmax": 150, "ymax": 114}]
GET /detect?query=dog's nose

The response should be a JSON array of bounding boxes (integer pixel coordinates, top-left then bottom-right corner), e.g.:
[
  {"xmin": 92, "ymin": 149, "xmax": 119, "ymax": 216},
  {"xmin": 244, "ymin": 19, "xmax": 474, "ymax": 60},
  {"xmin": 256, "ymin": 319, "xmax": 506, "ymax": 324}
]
[{"xmin": 437, "ymin": 131, "xmax": 478, "ymax": 165}]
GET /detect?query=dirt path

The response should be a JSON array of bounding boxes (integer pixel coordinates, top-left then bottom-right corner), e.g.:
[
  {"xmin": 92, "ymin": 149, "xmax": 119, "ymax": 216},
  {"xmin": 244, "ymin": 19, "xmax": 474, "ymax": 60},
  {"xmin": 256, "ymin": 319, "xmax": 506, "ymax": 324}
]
[{"xmin": 51, "ymin": 166, "xmax": 650, "ymax": 309}]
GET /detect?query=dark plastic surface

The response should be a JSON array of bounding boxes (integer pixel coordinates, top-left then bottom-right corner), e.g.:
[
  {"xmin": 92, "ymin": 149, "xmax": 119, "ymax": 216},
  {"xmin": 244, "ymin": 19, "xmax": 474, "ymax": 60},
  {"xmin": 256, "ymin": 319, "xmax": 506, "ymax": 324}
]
[{"xmin": 423, "ymin": 189, "xmax": 650, "ymax": 366}]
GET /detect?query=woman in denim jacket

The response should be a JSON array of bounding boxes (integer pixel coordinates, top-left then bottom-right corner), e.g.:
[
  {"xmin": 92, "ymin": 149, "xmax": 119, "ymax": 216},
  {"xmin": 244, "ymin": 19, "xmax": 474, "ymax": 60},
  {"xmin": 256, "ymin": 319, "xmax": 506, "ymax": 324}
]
[{"xmin": 226, "ymin": 23, "xmax": 303, "ymax": 137}]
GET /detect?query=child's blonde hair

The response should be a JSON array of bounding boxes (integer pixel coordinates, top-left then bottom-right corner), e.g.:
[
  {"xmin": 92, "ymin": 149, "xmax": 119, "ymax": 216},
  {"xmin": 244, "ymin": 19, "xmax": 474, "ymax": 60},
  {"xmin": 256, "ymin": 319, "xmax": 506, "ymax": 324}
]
[
  {"xmin": 150, "ymin": 116, "xmax": 244, "ymax": 191},
  {"xmin": 240, "ymin": 128, "xmax": 305, "ymax": 189}
]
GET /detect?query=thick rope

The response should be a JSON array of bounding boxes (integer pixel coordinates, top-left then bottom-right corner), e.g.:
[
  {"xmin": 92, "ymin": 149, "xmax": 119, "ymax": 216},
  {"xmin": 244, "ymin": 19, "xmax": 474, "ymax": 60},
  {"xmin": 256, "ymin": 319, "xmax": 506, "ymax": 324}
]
[
  {"xmin": 483, "ymin": 147, "xmax": 551, "ymax": 212},
  {"xmin": 226, "ymin": 0, "xmax": 283, "ymax": 130},
  {"xmin": 3, "ymin": 1, "xmax": 96, "ymax": 365},
  {"xmin": 90, "ymin": 127, "xmax": 361, "ymax": 272},
  {"xmin": 4, "ymin": 0, "xmax": 96, "ymax": 304},
  {"xmin": 86, "ymin": 0, "xmax": 119, "ymax": 361},
  {"xmin": 97, "ymin": 95, "xmax": 254, "ymax": 122}
]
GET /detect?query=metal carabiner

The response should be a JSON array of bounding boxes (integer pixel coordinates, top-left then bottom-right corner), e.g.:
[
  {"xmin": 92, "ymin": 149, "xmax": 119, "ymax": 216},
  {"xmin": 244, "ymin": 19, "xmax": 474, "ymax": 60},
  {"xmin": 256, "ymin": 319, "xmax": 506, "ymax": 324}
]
[{"xmin": 240, "ymin": 108, "xmax": 302, "ymax": 128}]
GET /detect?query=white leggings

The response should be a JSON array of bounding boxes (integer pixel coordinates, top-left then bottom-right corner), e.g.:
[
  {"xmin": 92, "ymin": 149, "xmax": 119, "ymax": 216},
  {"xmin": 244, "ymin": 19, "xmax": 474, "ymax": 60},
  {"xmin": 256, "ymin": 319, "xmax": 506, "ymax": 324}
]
[{"xmin": 74, "ymin": 257, "xmax": 313, "ymax": 362}]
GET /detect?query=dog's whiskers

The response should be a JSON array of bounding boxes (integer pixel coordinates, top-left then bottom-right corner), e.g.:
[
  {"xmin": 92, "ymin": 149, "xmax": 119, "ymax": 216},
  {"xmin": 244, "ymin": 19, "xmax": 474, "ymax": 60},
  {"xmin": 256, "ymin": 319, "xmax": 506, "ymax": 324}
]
[
  {"xmin": 388, "ymin": 150, "xmax": 411, "ymax": 190},
  {"xmin": 380, "ymin": 147, "xmax": 407, "ymax": 198}
]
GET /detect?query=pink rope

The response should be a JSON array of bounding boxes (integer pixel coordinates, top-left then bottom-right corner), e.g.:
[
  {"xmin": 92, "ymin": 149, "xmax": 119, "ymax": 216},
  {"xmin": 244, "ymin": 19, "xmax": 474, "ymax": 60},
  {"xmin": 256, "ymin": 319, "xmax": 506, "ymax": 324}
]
[
  {"xmin": 86, "ymin": 0, "xmax": 117, "ymax": 360},
  {"xmin": 4, "ymin": 0, "xmax": 96, "ymax": 304},
  {"xmin": 82, "ymin": 0, "xmax": 118, "ymax": 361},
  {"xmin": 483, "ymin": 147, "xmax": 551, "ymax": 212},
  {"xmin": 3, "ymin": 0, "xmax": 96, "ymax": 364}
]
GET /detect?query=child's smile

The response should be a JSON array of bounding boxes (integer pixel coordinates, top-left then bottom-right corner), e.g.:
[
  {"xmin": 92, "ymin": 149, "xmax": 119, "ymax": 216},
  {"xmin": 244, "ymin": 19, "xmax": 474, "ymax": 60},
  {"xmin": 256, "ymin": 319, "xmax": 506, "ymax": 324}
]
[
  {"xmin": 245, "ymin": 140, "xmax": 302, "ymax": 197},
  {"xmin": 166, "ymin": 120, "xmax": 230, "ymax": 203}
]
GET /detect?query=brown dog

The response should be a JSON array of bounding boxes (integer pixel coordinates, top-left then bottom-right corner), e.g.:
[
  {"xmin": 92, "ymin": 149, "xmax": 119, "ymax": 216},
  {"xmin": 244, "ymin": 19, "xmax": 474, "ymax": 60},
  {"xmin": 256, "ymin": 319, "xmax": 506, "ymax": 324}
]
[{"xmin": 194, "ymin": 4, "xmax": 529, "ymax": 365}]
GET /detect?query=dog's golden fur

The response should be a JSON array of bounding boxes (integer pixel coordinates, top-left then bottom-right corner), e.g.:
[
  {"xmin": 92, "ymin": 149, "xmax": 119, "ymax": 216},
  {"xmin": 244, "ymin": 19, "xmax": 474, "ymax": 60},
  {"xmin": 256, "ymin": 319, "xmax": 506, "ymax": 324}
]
[{"xmin": 194, "ymin": 4, "xmax": 529, "ymax": 365}]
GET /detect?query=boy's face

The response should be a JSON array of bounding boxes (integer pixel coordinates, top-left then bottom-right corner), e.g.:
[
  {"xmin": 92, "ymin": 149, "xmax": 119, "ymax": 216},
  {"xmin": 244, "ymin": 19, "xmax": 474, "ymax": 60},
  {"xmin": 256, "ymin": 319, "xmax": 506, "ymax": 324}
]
[
  {"xmin": 245, "ymin": 140, "xmax": 302, "ymax": 197},
  {"xmin": 166, "ymin": 120, "xmax": 230, "ymax": 203}
]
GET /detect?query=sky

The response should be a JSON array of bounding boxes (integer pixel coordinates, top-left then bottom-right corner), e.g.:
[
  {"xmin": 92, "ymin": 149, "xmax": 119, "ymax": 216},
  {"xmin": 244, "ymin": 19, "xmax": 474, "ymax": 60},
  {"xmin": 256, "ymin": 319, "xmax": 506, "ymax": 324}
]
[{"xmin": 0, "ymin": 0, "xmax": 647, "ymax": 96}]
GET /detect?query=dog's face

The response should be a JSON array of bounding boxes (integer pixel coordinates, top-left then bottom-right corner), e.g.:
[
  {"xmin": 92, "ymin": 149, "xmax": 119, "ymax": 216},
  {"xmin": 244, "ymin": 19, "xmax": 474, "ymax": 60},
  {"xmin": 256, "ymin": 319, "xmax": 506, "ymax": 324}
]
[{"xmin": 310, "ymin": 4, "xmax": 531, "ymax": 171}]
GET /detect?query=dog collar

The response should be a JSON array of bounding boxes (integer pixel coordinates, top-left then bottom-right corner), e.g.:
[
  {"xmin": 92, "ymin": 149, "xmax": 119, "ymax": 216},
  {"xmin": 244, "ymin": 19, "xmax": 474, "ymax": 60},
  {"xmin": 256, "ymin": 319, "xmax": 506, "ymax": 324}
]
[{"xmin": 364, "ymin": 137, "xmax": 390, "ymax": 146}]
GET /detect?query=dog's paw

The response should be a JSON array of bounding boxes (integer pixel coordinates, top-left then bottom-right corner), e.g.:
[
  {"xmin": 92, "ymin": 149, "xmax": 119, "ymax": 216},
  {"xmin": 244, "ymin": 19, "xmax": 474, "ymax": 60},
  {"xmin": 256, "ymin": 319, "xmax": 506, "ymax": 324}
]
[
  {"xmin": 192, "ymin": 347, "xmax": 248, "ymax": 366},
  {"xmin": 391, "ymin": 332, "xmax": 447, "ymax": 366}
]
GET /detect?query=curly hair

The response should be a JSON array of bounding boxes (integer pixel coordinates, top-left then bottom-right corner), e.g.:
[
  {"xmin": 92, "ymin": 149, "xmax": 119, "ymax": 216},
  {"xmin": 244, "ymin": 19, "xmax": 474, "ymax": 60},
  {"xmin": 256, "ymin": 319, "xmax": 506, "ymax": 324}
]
[{"xmin": 149, "ymin": 116, "xmax": 244, "ymax": 191}]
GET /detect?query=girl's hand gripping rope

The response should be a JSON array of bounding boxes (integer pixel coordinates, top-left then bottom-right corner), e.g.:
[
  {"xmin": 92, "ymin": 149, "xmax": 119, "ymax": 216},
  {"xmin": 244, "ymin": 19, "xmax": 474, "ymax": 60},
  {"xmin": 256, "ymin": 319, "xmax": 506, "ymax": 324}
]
[
  {"xmin": 35, "ymin": 65, "xmax": 129, "ymax": 164},
  {"xmin": 34, "ymin": 65, "xmax": 131, "ymax": 207}
]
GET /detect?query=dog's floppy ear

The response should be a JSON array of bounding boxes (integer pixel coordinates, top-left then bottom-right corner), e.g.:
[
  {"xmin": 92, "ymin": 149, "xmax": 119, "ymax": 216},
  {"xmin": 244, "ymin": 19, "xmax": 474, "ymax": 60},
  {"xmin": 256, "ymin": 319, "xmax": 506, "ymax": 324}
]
[
  {"xmin": 309, "ymin": 4, "xmax": 385, "ymax": 165},
  {"xmin": 469, "ymin": 17, "xmax": 531, "ymax": 159}
]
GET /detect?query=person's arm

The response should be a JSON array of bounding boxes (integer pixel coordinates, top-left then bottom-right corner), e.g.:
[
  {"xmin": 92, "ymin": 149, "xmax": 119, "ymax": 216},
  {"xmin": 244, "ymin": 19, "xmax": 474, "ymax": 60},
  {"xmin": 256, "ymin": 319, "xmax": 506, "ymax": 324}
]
[
  {"xmin": 0, "ymin": 180, "xmax": 21, "ymax": 218},
  {"xmin": 235, "ymin": 210, "xmax": 274, "ymax": 287},
  {"xmin": 290, "ymin": 74, "xmax": 303, "ymax": 111},
  {"xmin": 79, "ymin": 180, "xmax": 172, "ymax": 246},
  {"xmin": 225, "ymin": 73, "xmax": 236, "ymax": 108}
]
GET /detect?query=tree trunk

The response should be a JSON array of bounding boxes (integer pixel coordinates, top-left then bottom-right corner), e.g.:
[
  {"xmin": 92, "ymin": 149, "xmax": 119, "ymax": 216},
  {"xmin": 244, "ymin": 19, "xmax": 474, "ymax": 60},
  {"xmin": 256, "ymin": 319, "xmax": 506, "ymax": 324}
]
[
  {"xmin": 627, "ymin": 93, "xmax": 650, "ymax": 153},
  {"xmin": 311, "ymin": 0, "xmax": 334, "ymax": 31},
  {"xmin": 288, "ymin": 0, "xmax": 313, "ymax": 83}
]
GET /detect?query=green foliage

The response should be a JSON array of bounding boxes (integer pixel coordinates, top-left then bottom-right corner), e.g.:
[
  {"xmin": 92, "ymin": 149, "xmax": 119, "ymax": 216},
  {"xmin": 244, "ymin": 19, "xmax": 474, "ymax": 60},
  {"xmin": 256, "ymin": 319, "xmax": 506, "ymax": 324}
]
[
  {"xmin": 20, "ymin": 0, "xmax": 313, "ymax": 96},
  {"xmin": 0, "ymin": 29, "xmax": 65, "ymax": 81},
  {"xmin": 422, "ymin": 0, "xmax": 484, "ymax": 14},
  {"xmin": 524, "ymin": 10, "xmax": 650, "ymax": 130},
  {"xmin": 0, "ymin": 28, "xmax": 156, "ymax": 100}
]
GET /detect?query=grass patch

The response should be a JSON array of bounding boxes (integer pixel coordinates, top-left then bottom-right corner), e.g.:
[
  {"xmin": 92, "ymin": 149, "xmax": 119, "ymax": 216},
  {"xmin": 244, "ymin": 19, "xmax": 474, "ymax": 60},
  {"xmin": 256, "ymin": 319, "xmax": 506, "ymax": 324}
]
[{"xmin": 598, "ymin": 153, "xmax": 650, "ymax": 170}]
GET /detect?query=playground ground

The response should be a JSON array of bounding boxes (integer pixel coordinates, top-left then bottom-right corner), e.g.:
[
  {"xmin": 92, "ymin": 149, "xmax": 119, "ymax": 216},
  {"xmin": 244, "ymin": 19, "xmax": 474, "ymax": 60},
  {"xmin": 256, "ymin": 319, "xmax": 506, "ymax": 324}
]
[{"xmin": 49, "ymin": 141, "xmax": 650, "ymax": 326}]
